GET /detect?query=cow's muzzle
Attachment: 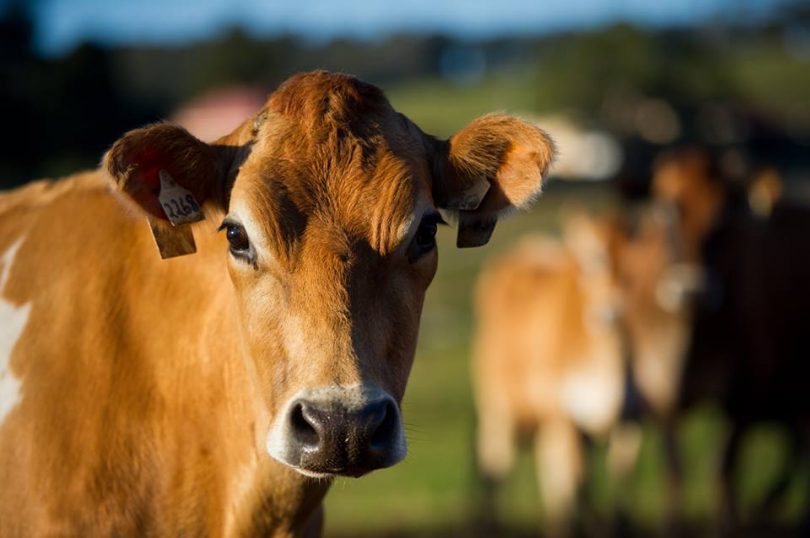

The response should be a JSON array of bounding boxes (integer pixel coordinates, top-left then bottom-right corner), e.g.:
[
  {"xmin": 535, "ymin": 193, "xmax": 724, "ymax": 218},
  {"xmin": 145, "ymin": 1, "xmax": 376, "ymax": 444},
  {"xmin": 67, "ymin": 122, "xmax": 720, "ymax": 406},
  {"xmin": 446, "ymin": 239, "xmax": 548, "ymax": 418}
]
[{"xmin": 266, "ymin": 385, "xmax": 406, "ymax": 477}]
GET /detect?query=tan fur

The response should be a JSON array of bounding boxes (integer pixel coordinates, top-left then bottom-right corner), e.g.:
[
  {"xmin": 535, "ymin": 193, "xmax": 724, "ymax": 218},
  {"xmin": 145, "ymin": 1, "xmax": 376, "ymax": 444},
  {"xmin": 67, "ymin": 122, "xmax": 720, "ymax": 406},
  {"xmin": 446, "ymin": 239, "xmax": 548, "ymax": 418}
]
[
  {"xmin": 748, "ymin": 167, "xmax": 782, "ymax": 218},
  {"xmin": 613, "ymin": 149, "xmax": 729, "ymax": 519},
  {"xmin": 619, "ymin": 207, "xmax": 692, "ymax": 419},
  {"xmin": 472, "ymin": 214, "xmax": 624, "ymax": 532},
  {"xmin": 620, "ymin": 148, "xmax": 727, "ymax": 422},
  {"xmin": 651, "ymin": 148, "xmax": 725, "ymax": 264},
  {"xmin": 0, "ymin": 71, "xmax": 553, "ymax": 537}
]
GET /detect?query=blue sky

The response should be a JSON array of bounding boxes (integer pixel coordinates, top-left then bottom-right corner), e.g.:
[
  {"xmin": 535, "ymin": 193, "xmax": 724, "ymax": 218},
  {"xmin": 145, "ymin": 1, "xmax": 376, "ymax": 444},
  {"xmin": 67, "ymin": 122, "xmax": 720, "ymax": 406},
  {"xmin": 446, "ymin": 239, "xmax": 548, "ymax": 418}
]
[{"xmin": 15, "ymin": 0, "xmax": 791, "ymax": 56}]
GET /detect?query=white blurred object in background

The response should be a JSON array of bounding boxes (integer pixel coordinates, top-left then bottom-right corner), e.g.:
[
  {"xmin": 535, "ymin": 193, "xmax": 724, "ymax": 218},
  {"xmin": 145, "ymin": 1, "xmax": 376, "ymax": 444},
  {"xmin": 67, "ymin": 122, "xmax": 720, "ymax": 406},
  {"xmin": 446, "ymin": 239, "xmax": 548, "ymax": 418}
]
[
  {"xmin": 530, "ymin": 115, "xmax": 622, "ymax": 181},
  {"xmin": 172, "ymin": 86, "xmax": 267, "ymax": 142}
]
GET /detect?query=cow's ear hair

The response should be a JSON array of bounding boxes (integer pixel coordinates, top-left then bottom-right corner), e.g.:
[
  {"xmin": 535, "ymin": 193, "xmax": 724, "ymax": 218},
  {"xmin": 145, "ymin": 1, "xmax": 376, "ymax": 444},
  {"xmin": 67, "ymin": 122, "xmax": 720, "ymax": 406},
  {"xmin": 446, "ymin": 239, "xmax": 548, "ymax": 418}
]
[
  {"xmin": 103, "ymin": 123, "xmax": 225, "ymax": 221},
  {"xmin": 432, "ymin": 114, "xmax": 555, "ymax": 247}
]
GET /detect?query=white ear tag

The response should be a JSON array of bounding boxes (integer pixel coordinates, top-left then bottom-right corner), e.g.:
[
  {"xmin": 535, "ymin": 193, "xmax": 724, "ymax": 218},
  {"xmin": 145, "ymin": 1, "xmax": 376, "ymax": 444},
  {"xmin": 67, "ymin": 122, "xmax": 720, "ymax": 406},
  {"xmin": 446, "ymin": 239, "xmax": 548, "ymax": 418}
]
[
  {"xmin": 158, "ymin": 169, "xmax": 204, "ymax": 226},
  {"xmin": 147, "ymin": 169, "xmax": 204, "ymax": 259}
]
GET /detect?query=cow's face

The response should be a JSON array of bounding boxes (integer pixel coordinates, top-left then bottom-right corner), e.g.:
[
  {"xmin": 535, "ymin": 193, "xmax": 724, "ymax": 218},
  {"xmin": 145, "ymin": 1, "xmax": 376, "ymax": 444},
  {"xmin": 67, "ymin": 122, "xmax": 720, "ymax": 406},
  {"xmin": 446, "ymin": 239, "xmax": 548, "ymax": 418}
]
[
  {"xmin": 562, "ymin": 212, "xmax": 625, "ymax": 331},
  {"xmin": 105, "ymin": 71, "xmax": 554, "ymax": 478},
  {"xmin": 651, "ymin": 148, "xmax": 726, "ymax": 264}
]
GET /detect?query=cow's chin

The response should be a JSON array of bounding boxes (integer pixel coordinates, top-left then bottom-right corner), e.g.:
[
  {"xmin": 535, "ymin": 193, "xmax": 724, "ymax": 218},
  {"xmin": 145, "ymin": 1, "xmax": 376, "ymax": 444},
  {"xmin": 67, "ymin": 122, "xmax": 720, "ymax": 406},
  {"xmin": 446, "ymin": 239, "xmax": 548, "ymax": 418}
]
[
  {"xmin": 271, "ymin": 457, "xmax": 403, "ymax": 480},
  {"xmin": 284, "ymin": 465, "xmax": 339, "ymax": 481},
  {"xmin": 266, "ymin": 438, "xmax": 408, "ymax": 479}
]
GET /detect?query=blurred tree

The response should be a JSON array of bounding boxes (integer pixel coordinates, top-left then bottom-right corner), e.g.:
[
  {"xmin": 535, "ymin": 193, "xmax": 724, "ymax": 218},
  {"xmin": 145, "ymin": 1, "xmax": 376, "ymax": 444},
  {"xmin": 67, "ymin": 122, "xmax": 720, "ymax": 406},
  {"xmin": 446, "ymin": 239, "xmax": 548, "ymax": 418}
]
[
  {"xmin": 532, "ymin": 24, "xmax": 732, "ymax": 125},
  {"xmin": 1, "ymin": 7, "xmax": 808, "ymax": 189},
  {"xmin": 0, "ymin": 0, "xmax": 39, "ymax": 187}
]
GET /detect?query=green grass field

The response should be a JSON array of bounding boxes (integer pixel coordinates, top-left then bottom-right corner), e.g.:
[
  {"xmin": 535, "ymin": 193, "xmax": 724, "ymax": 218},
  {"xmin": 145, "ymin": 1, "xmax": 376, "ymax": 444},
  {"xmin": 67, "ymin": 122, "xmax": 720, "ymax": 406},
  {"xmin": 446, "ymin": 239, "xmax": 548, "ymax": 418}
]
[{"xmin": 321, "ymin": 179, "xmax": 808, "ymax": 537}]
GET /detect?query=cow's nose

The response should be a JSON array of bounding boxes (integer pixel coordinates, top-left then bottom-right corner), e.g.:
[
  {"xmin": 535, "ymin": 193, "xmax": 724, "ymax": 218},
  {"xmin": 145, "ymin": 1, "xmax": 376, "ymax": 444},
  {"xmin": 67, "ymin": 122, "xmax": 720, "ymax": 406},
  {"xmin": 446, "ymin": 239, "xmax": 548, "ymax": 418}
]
[{"xmin": 287, "ymin": 396, "xmax": 402, "ymax": 476}]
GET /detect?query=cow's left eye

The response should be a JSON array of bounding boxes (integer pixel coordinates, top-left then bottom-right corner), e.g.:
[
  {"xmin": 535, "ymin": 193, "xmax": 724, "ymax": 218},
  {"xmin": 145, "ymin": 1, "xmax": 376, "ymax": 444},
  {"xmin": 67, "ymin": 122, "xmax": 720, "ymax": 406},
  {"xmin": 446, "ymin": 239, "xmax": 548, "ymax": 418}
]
[
  {"xmin": 219, "ymin": 220, "xmax": 252, "ymax": 262},
  {"xmin": 408, "ymin": 213, "xmax": 442, "ymax": 262}
]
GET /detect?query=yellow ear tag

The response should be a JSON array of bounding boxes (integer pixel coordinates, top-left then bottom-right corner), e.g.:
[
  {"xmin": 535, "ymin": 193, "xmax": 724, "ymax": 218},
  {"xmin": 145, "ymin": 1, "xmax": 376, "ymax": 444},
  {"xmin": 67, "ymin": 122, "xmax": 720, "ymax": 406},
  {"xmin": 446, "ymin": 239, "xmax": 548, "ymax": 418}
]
[
  {"xmin": 456, "ymin": 212, "xmax": 496, "ymax": 248},
  {"xmin": 148, "ymin": 217, "xmax": 197, "ymax": 259},
  {"xmin": 147, "ymin": 170, "xmax": 205, "ymax": 259}
]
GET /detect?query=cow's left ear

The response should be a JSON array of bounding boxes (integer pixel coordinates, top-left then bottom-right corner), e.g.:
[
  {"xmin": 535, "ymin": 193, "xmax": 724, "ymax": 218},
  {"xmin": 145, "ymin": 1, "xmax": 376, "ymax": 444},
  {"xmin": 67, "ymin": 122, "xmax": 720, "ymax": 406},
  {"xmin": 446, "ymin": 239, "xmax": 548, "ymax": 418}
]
[
  {"xmin": 103, "ymin": 123, "xmax": 233, "ymax": 258},
  {"xmin": 103, "ymin": 123, "xmax": 226, "ymax": 221},
  {"xmin": 433, "ymin": 114, "xmax": 555, "ymax": 247}
]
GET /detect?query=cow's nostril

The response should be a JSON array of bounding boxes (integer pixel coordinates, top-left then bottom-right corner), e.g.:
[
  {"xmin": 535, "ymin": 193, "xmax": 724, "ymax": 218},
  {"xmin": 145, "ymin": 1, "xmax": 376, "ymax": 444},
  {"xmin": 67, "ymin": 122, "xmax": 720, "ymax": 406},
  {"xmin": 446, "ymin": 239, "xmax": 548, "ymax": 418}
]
[
  {"xmin": 370, "ymin": 401, "xmax": 398, "ymax": 450},
  {"xmin": 290, "ymin": 402, "xmax": 319, "ymax": 448}
]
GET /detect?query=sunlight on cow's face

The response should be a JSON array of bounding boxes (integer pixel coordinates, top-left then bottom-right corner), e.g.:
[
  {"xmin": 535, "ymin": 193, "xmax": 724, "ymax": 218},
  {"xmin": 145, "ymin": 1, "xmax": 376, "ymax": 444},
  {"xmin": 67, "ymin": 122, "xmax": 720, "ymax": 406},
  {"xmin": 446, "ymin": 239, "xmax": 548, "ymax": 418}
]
[
  {"xmin": 222, "ymin": 87, "xmax": 440, "ymax": 477},
  {"xmin": 105, "ymin": 71, "xmax": 554, "ymax": 478}
]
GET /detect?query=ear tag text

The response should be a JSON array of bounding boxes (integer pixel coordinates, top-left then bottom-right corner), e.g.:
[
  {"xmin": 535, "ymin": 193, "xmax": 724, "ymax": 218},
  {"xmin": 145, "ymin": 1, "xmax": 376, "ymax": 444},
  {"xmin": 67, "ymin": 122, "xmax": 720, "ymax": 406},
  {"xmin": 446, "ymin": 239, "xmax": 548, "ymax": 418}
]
[
  {"xmin": 158, "ymin": 169, "xmax": 204, "ymax": 226},
  {"xmin": 147, "ymin": 169, "xmax": 203, "ymax": 259}
]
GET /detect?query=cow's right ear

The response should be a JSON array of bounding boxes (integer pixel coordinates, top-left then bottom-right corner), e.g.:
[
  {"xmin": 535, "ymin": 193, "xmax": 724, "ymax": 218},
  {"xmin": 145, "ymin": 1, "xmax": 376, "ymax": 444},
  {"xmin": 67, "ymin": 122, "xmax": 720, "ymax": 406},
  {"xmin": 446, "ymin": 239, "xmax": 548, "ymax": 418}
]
[
  {"xmin": 103, "ymin": 123, "xmax": 226, "ymax": 221},
  {"xmin": 432, "ymin": 114, "xmax": 555, "ymax": 248}
]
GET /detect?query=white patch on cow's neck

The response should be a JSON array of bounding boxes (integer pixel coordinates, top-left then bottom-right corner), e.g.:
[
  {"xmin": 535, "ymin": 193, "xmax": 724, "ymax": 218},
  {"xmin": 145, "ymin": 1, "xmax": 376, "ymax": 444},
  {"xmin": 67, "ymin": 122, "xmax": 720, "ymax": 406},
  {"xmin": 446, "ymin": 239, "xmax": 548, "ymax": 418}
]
[{"xmin": 0, "ymin": 237, "xmax": 30, "ymax": 425}]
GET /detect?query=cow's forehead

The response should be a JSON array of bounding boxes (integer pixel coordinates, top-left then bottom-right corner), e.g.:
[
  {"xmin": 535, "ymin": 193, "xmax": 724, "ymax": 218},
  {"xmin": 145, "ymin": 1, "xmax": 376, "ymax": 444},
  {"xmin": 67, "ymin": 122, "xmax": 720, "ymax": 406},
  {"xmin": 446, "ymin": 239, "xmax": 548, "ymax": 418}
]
[{"xmin": 230, "ymin": 72, "xmax": 432, "ymax": 258}]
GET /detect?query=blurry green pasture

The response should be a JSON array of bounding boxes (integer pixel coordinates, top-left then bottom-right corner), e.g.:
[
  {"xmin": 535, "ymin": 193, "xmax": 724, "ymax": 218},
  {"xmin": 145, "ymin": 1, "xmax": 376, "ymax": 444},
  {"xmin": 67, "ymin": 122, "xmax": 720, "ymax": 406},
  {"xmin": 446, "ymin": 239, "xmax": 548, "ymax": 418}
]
[{"xmin": 322, "ymin": 87, "xmax": 808, "ymax": 537}]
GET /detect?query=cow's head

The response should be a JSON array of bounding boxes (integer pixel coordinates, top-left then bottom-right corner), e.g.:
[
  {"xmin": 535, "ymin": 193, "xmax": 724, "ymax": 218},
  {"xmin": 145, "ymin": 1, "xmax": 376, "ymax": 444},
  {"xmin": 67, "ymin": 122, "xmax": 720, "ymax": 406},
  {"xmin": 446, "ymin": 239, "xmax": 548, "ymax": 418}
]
[
  {"xmin": 651, "ymin": 147, "xmax": 727, "ymax": 264},
  {"xmin": 561, "ymin": 211, "xmax": 626, "ymax": 331},
  {"xmin": 104, "ymin": 71, "xmax": 554, "ymax": 478}
]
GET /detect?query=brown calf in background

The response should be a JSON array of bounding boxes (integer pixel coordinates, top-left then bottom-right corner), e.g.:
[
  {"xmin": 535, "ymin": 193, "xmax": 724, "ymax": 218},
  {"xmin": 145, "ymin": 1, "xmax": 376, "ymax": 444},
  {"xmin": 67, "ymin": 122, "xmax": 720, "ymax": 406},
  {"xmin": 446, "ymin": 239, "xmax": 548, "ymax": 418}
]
[
  {"xmin": 471, "ymin": 212, "xmax": 626, "ymax": 535},
  {"xmin": 621, "ymin": 147, "xmax": 810, "ymax": 527}
]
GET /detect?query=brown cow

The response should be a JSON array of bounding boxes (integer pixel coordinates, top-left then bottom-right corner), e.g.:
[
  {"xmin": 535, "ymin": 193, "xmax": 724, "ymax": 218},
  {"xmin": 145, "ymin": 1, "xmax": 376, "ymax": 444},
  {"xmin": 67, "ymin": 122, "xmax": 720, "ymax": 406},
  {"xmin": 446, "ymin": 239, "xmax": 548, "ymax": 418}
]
[
  {"xmin": 611, "ymin": 149, "xmax": 726, "ymax": 522},
  {"xmin": 471, "ymin": 212, "xmax": 625, "ymax": 535},
  {"xmin": 620, "ymin": 148, "xmax": 810, "ymax": 527},
  {"xmin": 0, "ymin": 71, "xmax": 554, "ymax": 537}
]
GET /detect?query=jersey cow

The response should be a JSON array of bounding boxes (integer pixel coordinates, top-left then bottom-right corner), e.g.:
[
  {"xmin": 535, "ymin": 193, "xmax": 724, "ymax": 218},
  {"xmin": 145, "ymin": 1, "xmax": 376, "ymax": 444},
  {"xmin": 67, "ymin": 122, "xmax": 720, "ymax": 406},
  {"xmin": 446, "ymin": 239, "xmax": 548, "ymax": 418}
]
[
  {"xmin": 472, "ymin": 213, "xmax": 626, "ymax": 535},
  {"xmin": 0, "ymin": 71, "xmax": 554, "ymax": 537}
]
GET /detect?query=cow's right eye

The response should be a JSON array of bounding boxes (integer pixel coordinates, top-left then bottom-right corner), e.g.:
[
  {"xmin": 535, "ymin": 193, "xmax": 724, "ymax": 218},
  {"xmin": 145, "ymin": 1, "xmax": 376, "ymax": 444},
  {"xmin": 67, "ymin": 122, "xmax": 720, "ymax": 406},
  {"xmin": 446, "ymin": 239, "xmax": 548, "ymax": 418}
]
[
  {"xmin": 407, "ymin": 212, "xmax": 443, "ymax": 262},
  {"xmin": 219, "ymin": 220, "xmax": 252, "ymax": 261}
]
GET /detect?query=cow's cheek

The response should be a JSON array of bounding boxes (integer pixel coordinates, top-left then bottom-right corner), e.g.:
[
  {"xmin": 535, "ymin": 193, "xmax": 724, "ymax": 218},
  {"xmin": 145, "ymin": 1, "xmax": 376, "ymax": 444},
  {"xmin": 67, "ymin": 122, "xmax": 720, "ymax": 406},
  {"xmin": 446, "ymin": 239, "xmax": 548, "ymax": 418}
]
[
  {"xmin": 382, "ymin": 262, "xmax": 436, "ymax": 402},
  {"xmin": 233, "ymin": 278, "xmax": 294, "ymax": 414}
]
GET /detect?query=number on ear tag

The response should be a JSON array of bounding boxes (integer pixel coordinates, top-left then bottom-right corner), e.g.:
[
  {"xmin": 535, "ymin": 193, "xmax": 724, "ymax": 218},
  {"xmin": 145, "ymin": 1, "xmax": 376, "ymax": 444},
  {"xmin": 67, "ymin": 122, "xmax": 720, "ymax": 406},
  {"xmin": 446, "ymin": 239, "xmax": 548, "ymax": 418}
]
[{"xmin": 158, "ymin": 169, "xmax": 204, "ymax": 226}]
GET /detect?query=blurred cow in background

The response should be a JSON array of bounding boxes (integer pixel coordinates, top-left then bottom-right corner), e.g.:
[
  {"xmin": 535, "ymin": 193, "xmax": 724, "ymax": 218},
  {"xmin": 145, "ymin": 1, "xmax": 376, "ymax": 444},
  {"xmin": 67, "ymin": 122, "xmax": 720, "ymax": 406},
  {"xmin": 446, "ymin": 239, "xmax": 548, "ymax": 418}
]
[
  {"xmin": 613, "ymin": 149, "xmax": 719, "ymax": 521},
  {"xmin": 471, "ymin": 212, "xmax": 626, "ymax": 536},
  {"xmin": 620, "ymin": 146, "xmax": 810, "ymax": 528},
  {"xmin": 472, "ymin": 144, "xmax": 809, "ymax": 536}
]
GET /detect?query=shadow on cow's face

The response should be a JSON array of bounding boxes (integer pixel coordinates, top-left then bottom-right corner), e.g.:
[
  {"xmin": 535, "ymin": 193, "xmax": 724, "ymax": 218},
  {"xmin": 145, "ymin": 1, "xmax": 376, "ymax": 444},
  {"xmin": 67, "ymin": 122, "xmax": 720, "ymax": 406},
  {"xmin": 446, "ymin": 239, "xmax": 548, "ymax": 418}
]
[
  {"xmin": 104, "ymin": 70, "xmax": 555, "ymax": 479},
  {"xmin": 223, "ymin": 106, "xmax": 439, "ymax": 478}
]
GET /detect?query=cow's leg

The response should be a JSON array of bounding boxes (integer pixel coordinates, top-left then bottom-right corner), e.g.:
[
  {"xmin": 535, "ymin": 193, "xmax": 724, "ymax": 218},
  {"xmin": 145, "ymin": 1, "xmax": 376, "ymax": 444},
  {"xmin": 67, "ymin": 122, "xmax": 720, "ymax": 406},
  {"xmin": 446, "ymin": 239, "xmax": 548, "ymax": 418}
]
[
  {"xmin": 717, "ymin": 420, "xmax": 745, "ymax": 532},
  {"xmin": 606, "ymin": 421, "xmax": 643, "ymax": 531},
  {"xmin": 477, "ymin": 408, "xmax": 516, "ymax": 480},
  {"xmin": 757, "ymin": 424, "xmax": 801, "ymax": 518},
  {"xmin": 475, "ymin": 403, "xmax": 515, "ymax": 532},
  {"xmin": 535, "ymin": 418, "xmax": 583, "ymax": 538},
  {"xmin": 607, "ymin": 422, "xmax": 644, "ymax": 482},
  {"xmin": 756, "ymin": 417, "xmax": 810, "ymax": 532},
  {"xmin": 801, "ymin": 420, "xmax": 810, "ymax": 536},
  {"xmin": 662, "ymin": 416, "xmax": 685, "ymax": 532}
]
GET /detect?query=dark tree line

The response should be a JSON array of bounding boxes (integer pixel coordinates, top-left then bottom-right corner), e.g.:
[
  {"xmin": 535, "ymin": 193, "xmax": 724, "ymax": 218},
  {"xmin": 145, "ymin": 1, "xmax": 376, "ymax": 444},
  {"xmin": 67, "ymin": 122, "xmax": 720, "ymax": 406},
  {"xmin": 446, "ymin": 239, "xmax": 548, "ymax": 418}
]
[{"xmin": 1, "ymin": 1, "xmax": 808, "ymax": 188}]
